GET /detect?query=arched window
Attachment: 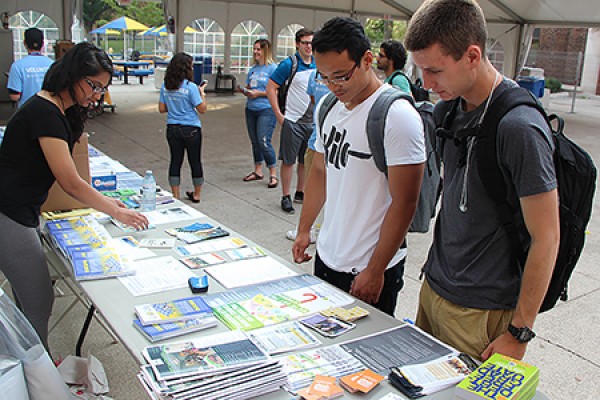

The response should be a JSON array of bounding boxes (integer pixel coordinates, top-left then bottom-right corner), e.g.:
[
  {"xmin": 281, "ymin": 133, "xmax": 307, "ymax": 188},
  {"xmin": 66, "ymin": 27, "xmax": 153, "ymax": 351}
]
[
  {"xmin": 186, "ymin": 18, "xmax": 225, "ymax": 72},
  {"xmin": 230, "ymin": 20, "xmax": 267, "ymax": 73},
  {"xmin": 487, "ymin": 39, "xmax": 505, "ymax": 74},
  {"xmin": 276, "ymin": 24, "xmax": 303, "ymax": 62},
  {"xmin": 10, "ymin": 10, "xmax": 59, "ymax": 60}
]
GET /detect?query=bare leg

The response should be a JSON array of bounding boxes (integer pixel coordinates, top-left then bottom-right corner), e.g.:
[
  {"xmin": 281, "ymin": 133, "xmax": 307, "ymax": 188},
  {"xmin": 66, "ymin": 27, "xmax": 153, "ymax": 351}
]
[{"xmin": 280, "ymin": 163, "xmax": 294, "ymax": 197}]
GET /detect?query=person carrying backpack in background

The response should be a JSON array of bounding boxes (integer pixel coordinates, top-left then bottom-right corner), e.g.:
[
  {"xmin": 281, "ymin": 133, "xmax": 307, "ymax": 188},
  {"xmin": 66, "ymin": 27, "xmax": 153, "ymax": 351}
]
[
  {"xmin": 267, "ymin": 28, "xmax": 316, "ymax": 214},
  {"xmin": 377, "ymin": 40, "xmax": 412, "ymax": 96},
  {"xmin": 405, "ymin": 0, "xmax": 559, "ymax": 361},
  {"xmin": 292, "ymin": 17, "xmax": 425, "ymax": 316}
]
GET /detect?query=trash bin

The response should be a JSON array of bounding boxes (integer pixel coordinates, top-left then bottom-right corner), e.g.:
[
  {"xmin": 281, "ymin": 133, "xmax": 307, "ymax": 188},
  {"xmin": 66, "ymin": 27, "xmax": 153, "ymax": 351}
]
[
  {"xmin": 193, "ymin": 60, "xmax": 203, "ymax": 84},
  {"xmin": 154, "ymin": 67, "xmax": 166, "ymax": 90},
  {"xmin": 517, "ymin": 76, "xmax": 545, "ymax": 98},
  {"xmin": 194, "ymin": 54, "xmax": 213, "ymax": 75}
]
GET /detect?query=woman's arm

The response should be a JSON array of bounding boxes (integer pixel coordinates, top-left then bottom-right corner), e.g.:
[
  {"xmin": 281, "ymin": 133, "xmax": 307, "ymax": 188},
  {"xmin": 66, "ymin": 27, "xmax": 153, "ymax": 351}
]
[
  {"xmin": 195, "ymin": 85, "xmax": 208, "ymax": 114},
  {"xmin": 39, "ymin": 136, "xmax": 149, "ymax": 229}
]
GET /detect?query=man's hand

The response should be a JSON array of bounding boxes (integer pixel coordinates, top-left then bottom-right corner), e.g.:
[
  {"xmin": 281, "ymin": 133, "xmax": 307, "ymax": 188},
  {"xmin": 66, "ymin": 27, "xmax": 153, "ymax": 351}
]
[
  {"xmin": 481, "ymin": 332, "xmax": 527, "ymax": 361},
  {"xmin": 292, "ymin": 231, "xmax": 312, "ymax": 264},
  {"xmin": 350, "ymin": 268, "xmax": 384, "ymax": 305}
]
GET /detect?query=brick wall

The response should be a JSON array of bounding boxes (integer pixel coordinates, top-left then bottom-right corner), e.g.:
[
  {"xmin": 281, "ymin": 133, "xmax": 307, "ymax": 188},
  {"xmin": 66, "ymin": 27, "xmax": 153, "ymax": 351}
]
[{"xmin": 533, "ymin": 28, "xmax": 588, "ymax": 85}]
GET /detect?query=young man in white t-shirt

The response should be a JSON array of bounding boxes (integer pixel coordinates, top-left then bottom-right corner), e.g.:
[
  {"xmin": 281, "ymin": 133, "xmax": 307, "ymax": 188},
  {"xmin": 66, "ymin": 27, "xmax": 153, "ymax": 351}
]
[{"xmin": 292, "ymin": 17, "xmax": 426, "ymax": 316}]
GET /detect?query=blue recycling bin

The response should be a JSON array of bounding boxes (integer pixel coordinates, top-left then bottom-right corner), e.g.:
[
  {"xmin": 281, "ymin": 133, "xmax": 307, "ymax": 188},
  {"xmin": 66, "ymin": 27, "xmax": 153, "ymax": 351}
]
[
  {"xmin": 193, "ymin": 60, "xmax": 203, "ymax": 84},
  {"xmin": 517, "ymin": 76, "xmax": 545, "ymax": 98},
  {"xmin": 194, "ymin": 54, "xmax": 213, "ymax": 74}
]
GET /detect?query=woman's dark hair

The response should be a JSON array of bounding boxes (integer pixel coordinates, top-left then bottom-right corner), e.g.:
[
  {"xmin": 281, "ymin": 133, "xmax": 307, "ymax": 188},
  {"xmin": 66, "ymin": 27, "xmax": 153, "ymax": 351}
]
[
  {"xmin": 380, "ymin": 40, "xmax": 408, "ymax": 71},
  {"xmin": 165, "ymin": 52, "xmax": 194, "ymax": 90},
  {"xmin": 312, "ymin": 17, "xmax": 370, "ymax": 65},
  {"xmin": 42, "ymin": 42, "xmax": 113, "ymax": 135}
]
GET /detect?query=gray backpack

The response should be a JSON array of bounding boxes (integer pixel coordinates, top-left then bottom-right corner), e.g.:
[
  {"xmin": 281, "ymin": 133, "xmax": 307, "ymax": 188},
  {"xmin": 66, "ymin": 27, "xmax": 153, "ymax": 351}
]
[{"xmin": 318, "ymin": 88, "xmax": 441, "ymax": 233}]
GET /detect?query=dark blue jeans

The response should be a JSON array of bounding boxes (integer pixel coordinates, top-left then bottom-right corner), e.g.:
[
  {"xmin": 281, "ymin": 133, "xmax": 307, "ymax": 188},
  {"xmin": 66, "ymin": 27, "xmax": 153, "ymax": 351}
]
[
  {"xmin": 166, "ymin": 124, "xmax": 204, "ymax": 186},
  {"xmin": 245, "ymin": 107, "xmax": 277, "ymax": 168}
]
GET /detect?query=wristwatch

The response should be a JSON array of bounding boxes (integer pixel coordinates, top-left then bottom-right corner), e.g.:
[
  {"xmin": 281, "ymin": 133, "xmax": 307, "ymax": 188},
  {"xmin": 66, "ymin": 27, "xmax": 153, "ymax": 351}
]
[{"xmin": 507, "ymin": 324, "xmax": 536, "ymax": 343}]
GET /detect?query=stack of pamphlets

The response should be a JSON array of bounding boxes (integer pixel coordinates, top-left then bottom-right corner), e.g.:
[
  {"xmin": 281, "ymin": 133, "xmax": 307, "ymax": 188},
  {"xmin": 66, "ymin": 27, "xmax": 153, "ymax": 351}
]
[
  {"xmin": 281, "ymin": 345, "xmax": 365, "ymax": 392},
  {"xmin": 339, "ymin": 369, "xmax": 384, "ymax": 393},
  {"xmin": 137, "ymin": 331, "xmax": 287, "ymax": 399},
  {"xmin": 45, "ymin": 216, "xmax": 133, "ymax": 280},
  {"xmin": 454, "ymin": 353, "xmax": 539, "ymax": 400},
  {"xmin": 390, "ymin": 353, "xmax": 475, "ymax": 397},
  {"xmin": 166, "ymin": 222, "xmax": 229, "ymax": 244},
  {"xmin": 179, "ymin": 246, "xmax": 266, "ymax": 269},
  {"xmin": 297, "ymin": 375, "xmax": 344, "ymax": 399},
  {"xmin": 133, "ymin": 296, "xmax": 217, "ymax": 342}
]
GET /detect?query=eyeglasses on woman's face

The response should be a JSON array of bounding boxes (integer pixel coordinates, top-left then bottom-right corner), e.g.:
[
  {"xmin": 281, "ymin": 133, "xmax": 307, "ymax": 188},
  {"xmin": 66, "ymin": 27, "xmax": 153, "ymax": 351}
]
[{"xmin": 84, "ymin": 78, "xmax": 109, "ymax": 94}]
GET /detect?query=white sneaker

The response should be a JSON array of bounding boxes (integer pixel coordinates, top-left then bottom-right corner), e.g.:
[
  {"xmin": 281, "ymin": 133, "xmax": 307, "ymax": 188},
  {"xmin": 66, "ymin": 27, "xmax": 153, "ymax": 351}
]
[{"xmin": 286, "ymin": 228, "xmax": 318, "ymax": 243}]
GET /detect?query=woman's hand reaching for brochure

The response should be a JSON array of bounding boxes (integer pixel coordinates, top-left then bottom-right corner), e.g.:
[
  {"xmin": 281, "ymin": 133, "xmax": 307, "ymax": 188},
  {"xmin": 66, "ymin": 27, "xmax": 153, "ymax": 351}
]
[{"xmin": 110, "ymin": 201, "xmax": 149, "ymax": 230}]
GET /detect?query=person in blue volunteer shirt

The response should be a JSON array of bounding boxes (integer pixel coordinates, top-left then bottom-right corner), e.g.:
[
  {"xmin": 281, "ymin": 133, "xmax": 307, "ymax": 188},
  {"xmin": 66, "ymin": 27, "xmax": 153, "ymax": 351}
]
[
  {"xmin": 7, "ymin": 28, "xmax": 54, "ymax": 108},
  {"xmin": 267, "ymin": 28, "xmax": 316, "ymax": 215},
  {"xmin": 237, "ymin": 39, "xmax": 278, "ymax": 188},
  {"xmin": 159, "ymin": 52, "xmax": 207, "ymax": 203}
]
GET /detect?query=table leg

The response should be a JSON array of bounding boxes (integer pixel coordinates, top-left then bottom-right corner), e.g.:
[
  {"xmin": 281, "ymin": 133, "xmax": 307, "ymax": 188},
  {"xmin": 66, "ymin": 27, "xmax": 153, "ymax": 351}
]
[
  {"xmin": 123, "ymin": 66, "xmax": 129, "ymax": 84},
  {"xmin": 76, "ymin": 305, "xmax": 95, "ymax": 356}
]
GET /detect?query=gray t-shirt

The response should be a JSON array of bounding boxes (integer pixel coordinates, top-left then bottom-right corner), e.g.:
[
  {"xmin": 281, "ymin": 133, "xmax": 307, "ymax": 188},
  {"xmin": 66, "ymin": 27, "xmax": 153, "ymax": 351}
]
[{"xmin": 424, "ymin": 79, "xmax": 557, "ymax": 309}]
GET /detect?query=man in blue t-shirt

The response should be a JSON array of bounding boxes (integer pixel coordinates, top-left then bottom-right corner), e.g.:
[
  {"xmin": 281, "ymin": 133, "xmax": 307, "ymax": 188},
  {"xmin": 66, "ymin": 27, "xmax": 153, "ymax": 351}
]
[
  {"xmin": 7, "ymin": 28, "xmax": 54, "ymax": 108},
  {"xmin": 267, "ymin": 28, "xmax": 316, "ymax": 214}
]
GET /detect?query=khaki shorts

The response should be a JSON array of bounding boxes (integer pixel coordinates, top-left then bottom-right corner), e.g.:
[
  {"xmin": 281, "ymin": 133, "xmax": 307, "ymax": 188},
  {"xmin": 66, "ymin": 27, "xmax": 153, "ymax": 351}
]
[
  {"xmin": 304, "ymin": 148, "xmax": 316, "ymax": 180},
  {"xmin": 416, "ymin": 279, "xmax": 514, "ymax": 360}
]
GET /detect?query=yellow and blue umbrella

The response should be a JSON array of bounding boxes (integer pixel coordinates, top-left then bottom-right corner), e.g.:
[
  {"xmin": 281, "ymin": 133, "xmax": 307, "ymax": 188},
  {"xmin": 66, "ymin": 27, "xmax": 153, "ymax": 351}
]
[
  {"xmin": 141, "ymin": 25, "xmax": 198, "ymax": 36},
  {"xmin": 94, "ymin": 17, "xmax": 150, "ymax": 57},
  {"xmin": 98, "ymin": 16, "xmax": 149, "ymax": 32}
]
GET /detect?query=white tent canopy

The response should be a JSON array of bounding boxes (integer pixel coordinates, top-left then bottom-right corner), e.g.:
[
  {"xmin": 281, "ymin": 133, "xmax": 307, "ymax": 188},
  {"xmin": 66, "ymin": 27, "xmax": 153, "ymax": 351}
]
[{"xmin": 4, "ymin": 0, "xmax": 600, "ymax": 76}]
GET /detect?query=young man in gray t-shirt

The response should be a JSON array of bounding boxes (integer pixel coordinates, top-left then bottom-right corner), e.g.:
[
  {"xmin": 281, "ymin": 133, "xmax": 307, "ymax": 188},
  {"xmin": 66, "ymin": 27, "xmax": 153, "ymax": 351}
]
[{"xmin": 405, "ymin": 0, "xmax": 559, "ymax": 362}]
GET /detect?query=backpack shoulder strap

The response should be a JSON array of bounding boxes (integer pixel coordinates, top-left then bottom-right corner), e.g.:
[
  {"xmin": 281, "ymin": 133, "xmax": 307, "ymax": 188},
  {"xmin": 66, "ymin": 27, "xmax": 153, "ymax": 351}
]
[
  {"xmin": 477, "ymin": 85, "xmax": 547, "ymax": 266},
  {"xmin": 366, "ymin": 88, "xmax": 414, "ymax": 174},
  {"xmin": 317, "ymin": 92, "xmax": 339, "ymax": 141},
  {"xmin": 288, "ymin": 54, "xmax": 299, "ymax": 83}
]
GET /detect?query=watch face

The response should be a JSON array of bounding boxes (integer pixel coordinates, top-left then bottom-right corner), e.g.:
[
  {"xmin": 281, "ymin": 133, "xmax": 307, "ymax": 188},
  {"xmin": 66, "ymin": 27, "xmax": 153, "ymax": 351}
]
[{"xmin": 509, "ymin": 324, "xmax": 536, "ymax": 343}]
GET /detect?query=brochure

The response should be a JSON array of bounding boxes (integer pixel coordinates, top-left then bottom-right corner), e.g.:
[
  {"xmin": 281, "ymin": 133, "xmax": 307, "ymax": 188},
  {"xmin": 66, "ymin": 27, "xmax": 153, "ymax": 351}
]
[
  {"xmin": 141, "ymin": 331, "xmax": 271, "ymax": 381},
  {"xmin": 139, "ymin": 238, "xmax": 177, "ymax": 248},
  {"xmin": 135, "ymin": 296, "xmax": 213, "ymax": 325},
  {"xmin": 133, "ymin": 316, "xmax": 218, "ymax": 342},
  {"xmin": 246, "ymin": 321, "xmax": 322, "ymax": 355},
  {"xmin": 180, "ymin": 253, "xmax": 227, "ymax": 269}
]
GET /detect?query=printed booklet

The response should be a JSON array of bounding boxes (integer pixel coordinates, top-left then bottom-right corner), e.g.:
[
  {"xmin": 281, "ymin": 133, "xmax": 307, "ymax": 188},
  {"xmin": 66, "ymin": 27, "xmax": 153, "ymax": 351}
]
[{"xmin": 135, "ymin": 296, "xmax": 213, "ymax": 325}]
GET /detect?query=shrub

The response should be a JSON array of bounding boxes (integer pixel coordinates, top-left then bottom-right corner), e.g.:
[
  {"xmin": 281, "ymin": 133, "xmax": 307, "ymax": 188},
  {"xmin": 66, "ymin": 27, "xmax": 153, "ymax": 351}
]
[{"xmin": 545, "ymin": 77, "xmax": 562, "ymax": 93}]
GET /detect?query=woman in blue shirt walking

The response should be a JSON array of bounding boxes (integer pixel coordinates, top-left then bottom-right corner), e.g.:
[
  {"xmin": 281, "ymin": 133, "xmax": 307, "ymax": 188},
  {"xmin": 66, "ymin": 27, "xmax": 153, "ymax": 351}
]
[
  {"xmin": 159, "ymin": 53, "xmax": 207, "ymax": 203},
  {"xmin": 237, "ymin": 39, "xmax": 278, "ymax": 188}
]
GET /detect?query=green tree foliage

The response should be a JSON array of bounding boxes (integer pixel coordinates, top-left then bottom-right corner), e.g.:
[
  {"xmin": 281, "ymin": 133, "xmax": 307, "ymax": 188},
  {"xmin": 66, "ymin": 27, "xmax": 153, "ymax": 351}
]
[
  {"xmin": 364, "ymin": 18, "xmax": 408, "ymax": 49},
  {"xmin": 84, "ymin": 0, "xmax": 164, "ymax": 34}
]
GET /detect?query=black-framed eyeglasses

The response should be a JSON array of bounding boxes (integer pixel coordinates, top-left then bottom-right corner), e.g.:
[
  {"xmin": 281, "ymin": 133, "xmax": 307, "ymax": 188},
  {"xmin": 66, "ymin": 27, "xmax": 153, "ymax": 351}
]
[
  {"xmin": 299, "ymin": 40, "xmax": 312, "ymax": 45},
  {"xmin": 315, "ymin": 63, "xmax": 359, "ymax": 86},
  {"xmin": 84, "ymin": 78, "xmax": 109, "ymax": 94}
]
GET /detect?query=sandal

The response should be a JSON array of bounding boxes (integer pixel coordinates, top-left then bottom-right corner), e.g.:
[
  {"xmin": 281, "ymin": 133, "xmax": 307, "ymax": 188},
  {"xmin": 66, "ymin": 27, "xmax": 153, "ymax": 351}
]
[
  {"xmin": 267, "ymin": 176, "xmax": 278, "ymax": 189},
  {"xmin": 243, "ymin": 171, "xmax": 264, "ymax": 182},
  {"xmin": 185, "ymin": 191, "xmax": 200, "ymax": 203}
]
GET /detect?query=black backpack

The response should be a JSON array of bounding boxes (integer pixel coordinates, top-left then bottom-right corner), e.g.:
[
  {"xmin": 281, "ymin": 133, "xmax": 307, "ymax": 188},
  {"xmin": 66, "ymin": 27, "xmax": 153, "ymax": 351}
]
[
  {"xmin": 439, "ymin": 86, "xmax": 596, "ymax": 312},
  {"xmin": 389, "ymin": 70, "xmax": 430, "ymax": 102},
  {"xmin": 318, "ymin": 88, "xmax": 442, "ymax": 233},
  {"xmin": 277, "ymin": 55, "xmax": 298, "ymax": 114}
]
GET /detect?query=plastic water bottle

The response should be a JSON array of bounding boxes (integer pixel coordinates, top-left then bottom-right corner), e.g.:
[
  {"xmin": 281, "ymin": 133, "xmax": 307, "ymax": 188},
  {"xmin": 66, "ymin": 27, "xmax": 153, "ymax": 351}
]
[{"xmin": 141, "ymin": 170, "xmax": 156, "ymax": 211}]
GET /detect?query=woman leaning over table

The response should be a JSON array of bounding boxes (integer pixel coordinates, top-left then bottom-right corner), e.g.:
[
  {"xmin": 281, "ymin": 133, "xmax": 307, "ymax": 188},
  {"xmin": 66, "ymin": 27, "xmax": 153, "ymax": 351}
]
[
  {"xmin": 0, "ymin": 42, "xmax": 149, "ymax": 352},
  {"xmin": 237, "ymin": 39, "xmax": 278, "ymax": 188},
  {"xmin": 159, "ymin": 52, "xmax": 207, "ymax": 203}
]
